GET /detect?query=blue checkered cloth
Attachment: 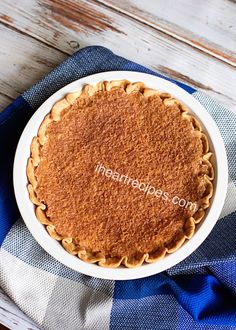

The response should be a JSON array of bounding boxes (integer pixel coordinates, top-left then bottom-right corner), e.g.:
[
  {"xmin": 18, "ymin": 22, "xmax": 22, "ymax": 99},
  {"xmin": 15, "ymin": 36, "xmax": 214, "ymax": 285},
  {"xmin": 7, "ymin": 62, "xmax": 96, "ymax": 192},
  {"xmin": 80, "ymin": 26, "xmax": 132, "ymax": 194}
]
[{"xmin": 0, "ymin": 46, "xmax": 236, "ymax": 330}]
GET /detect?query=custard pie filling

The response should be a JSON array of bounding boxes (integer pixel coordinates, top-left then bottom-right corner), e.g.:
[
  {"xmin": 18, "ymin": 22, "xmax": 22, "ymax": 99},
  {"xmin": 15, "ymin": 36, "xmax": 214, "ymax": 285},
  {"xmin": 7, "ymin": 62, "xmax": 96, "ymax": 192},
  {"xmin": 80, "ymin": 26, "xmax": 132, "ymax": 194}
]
[{"xmin": 27, "ymin": 80, "xmax": 214, "ymax": 268}]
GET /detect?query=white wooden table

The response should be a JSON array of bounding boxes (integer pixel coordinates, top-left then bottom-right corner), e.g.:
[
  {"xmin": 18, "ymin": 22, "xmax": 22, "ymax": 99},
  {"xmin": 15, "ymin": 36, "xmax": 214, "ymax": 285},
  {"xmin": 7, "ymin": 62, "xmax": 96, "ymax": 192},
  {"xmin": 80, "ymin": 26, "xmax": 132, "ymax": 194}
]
[{"xmin": 0, "ymin": 0, "xmax": 235, "ymax": 329}]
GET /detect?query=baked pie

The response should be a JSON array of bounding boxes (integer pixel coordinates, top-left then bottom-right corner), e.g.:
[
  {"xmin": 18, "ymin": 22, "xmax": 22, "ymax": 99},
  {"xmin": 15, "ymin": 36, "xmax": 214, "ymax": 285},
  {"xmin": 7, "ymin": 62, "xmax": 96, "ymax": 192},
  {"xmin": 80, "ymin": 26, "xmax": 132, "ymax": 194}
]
[{"xmin": 27, "ymin": 80, "xmax": 214, "ymax": 268}]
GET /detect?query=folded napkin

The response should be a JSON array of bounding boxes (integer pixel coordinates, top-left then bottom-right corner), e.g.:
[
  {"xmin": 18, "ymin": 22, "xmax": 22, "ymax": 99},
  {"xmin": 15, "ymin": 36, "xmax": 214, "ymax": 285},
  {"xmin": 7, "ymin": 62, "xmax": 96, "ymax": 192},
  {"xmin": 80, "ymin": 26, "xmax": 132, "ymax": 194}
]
[{"xmin": 0, "ymin": 46, "xmax": 236, "ymax": 330}]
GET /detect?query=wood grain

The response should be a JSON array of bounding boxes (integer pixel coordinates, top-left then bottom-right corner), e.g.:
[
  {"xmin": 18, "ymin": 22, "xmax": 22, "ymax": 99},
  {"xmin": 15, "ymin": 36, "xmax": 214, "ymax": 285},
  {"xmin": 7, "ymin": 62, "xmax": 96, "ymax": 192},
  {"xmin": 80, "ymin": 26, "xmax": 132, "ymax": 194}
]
[
  {"xmin": 0, "ymin": 289, "xmax": 40, "ymax": 330},
  {"xmin": 98, "ymin": 0, "xmax": 236, "ymax": 66},
  {"xmin": 0, "ymin": 0, "xmax": 235, "ymax": 112},
  {"xmin": 0, "ymin": 23, "xmax": 66, "ymax": 109},
  {"xmin": 42, "ymin": 0, "xmax": 123, "ymax": 34}
]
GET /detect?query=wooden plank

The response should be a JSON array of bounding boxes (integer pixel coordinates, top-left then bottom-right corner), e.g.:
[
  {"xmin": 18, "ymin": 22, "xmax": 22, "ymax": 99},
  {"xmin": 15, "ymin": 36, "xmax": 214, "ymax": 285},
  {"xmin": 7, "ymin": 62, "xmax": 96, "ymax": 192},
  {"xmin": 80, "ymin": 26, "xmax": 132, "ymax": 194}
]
[
  {"xmin": 0, "ymin": 0, "xmax": 235, "ymax": 112},
  {"xmin": 98, "ymin": 0, "xmax": 236, "ymax": 66},
  {"xmin": 0, "ymin": 24, "xmax": 66, "ymax": 103},
  {"xmin": 0, "ymin": 288, "xmax": 40, "ymax": 330}
]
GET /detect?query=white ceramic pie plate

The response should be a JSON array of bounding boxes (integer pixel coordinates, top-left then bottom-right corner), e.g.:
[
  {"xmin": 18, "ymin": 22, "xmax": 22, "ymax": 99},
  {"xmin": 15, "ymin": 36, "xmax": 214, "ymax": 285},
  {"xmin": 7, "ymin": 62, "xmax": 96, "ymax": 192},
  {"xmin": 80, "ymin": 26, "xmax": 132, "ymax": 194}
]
[{"xmin": 13, "ymin": 71, "xmax": 228, "ymax": 280}]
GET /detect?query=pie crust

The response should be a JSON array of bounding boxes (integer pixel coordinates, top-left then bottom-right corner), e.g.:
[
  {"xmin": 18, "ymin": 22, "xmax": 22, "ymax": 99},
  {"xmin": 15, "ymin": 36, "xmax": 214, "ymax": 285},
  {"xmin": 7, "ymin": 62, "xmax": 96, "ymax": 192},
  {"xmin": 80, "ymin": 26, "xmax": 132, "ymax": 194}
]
[{"xmin": 27, "ymin": 80, "xmax": 214, "ymax": 268}]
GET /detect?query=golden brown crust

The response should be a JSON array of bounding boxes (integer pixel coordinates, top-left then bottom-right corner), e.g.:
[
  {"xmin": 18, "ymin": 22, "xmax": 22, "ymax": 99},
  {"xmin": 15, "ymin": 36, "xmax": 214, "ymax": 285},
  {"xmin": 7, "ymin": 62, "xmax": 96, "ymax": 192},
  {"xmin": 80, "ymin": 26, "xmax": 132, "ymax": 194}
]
[{"xmin": 26, "ymin": 79, "xmax": 214, "ymax": 268}]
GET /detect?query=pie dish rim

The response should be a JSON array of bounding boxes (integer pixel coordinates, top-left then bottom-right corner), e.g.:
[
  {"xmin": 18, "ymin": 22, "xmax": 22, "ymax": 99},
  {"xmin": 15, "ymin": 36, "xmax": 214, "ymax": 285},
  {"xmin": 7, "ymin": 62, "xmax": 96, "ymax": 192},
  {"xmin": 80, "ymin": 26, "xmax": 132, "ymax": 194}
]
[
  {"xmin": 13, "ymin": 71, "xmax": 228, "ymax": 280},
  {"xmin": 26, "ymin": 79, "xmax": 214, "ymax": 268}
]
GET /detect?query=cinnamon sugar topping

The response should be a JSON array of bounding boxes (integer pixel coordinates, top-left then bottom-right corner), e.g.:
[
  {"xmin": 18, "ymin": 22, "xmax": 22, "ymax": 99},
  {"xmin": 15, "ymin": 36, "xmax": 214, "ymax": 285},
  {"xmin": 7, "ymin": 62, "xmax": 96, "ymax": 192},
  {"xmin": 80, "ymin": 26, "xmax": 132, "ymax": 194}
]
[{"xmin": 34, "ymin": 88, "xmax": 208, "ymax": 260}]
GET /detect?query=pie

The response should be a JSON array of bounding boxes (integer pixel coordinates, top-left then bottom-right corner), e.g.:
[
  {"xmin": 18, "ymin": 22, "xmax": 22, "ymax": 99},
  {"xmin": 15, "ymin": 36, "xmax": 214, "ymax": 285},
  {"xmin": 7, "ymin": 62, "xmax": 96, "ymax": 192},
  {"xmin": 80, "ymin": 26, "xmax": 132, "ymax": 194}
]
[{"xmin": 27, "ymin": 80, "xmax": 214, "ymax": 268}]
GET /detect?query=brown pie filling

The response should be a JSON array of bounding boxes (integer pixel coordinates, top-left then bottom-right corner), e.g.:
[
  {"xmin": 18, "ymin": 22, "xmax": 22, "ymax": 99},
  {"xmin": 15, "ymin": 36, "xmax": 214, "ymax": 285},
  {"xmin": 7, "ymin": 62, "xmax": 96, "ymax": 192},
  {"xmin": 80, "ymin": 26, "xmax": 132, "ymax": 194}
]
[{"xmin": 34, "ymin": 88, "xmax": 208, "ymax": 260}]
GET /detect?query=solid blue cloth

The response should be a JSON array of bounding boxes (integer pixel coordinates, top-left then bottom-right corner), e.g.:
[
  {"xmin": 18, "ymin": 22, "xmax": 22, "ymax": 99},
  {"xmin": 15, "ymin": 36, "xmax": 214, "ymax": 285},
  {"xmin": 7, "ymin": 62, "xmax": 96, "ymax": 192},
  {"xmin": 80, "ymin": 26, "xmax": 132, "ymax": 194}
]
[
  {"xmin": 113, "ymin": 274, "xmax": 236, "ymax": 326},
  {"xmin": 0, "ymin": 46, "xmax": 235, "ymax": 329},
  {"xmin": 0, "ymin": 97, "xmax": 32, "ymax": 245}
]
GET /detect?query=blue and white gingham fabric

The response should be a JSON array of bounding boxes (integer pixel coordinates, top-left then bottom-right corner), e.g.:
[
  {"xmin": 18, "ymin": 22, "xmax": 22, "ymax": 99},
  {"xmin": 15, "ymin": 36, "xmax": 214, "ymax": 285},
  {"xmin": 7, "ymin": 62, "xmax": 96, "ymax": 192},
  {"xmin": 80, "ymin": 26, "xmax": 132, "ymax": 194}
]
[{"xmin": 0, "ymin": 46, "xmax": 236, "ymax": 330}]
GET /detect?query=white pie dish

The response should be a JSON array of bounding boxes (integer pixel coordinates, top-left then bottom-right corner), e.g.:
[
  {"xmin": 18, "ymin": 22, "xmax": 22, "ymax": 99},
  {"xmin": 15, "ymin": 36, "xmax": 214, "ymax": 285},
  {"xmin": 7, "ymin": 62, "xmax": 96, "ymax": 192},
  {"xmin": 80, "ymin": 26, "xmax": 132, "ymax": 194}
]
[{"xmin": 13, "ymin": 71, "xmax": 228, "ymax": 280}]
